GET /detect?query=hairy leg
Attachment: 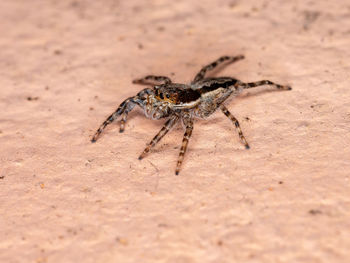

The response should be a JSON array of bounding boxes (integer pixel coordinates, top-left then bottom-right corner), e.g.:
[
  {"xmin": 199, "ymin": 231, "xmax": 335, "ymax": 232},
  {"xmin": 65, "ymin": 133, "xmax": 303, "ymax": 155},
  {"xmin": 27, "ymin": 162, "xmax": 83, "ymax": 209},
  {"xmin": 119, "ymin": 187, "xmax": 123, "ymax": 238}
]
[
  {"xmin": 193, "ymin": 55, "xmax": 245, "ymax": 83},
  {"xmin": 91, "ymin": 98, "xmax": 134, "ymax": 142},
  {"xmin": 175, "ymin": 115, "xmax": 194, "ymax": 175},
  {"xmin": 220, "ymin": 105, "xmax": 250, "ymax": 149},
  {"xmin": 119, "ymin": 112, "xmax": 128, "ymax": 133},
  {"xmin": 132, "ymin": 75, "xmax": 172, "ymax": 85},
  {"xmin": 138, "ymin": 114, "xmax": 179, "ymax": 160},
  {"xmin": 242, "ymin": 80, "xmax": 291, "ymax": 90},
  {"xmin": 91, "ymin": 88, "xmax": 151, "ymax": 142}
]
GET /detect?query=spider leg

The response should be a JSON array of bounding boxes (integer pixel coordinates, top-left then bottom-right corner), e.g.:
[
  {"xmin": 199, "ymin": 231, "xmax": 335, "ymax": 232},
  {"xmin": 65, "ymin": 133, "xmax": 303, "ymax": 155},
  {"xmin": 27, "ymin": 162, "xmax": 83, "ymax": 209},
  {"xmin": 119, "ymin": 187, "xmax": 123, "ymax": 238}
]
[
  {"xmin": 138, "ymin": 114, "xmax": 179, "ymax": 160},
  {"xmin": 242, "ymin": 80, "xmax": 291, "ymax": 90},
  {"xmin": 132, "ymin": 75, "xmax": 172, "ymax": 85},
  {"xmin": 91, "ymin": 98, "xmax": 134, "ymax": 142},
  {"xmin": 220, "ymin": 105, "xmax": 250, "ymax": 149},
  {"xmin": 193, "ymin": 55, "xmax": 245, "ymax": 83},
  {"xmin": 175, "ymin": 115, "xmax": 194, "ymax": 175},
  {"xmin": 91, "ymin": 88, "xmax": 152, "ymax": 142},
  {"xmin": 119, "ymin": 112, "xmax": 128, "ymax": 133}
]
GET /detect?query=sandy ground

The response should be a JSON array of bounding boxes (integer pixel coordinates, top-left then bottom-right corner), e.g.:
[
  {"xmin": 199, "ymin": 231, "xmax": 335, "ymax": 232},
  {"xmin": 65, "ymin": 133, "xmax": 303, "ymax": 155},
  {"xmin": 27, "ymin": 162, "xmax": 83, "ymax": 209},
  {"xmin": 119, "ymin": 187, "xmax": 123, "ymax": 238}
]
[{"xmin": 1, "ymin": 0, "xmax": 350, "ymax": 262}]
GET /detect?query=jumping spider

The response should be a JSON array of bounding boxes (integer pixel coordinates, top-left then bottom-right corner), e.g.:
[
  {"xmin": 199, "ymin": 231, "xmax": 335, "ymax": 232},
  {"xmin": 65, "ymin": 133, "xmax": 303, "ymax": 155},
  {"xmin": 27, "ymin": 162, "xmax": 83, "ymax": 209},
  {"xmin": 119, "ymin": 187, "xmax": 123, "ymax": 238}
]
[{"xmin": 91, "ymin": 55, "xmax": 291, "ymax": 175}]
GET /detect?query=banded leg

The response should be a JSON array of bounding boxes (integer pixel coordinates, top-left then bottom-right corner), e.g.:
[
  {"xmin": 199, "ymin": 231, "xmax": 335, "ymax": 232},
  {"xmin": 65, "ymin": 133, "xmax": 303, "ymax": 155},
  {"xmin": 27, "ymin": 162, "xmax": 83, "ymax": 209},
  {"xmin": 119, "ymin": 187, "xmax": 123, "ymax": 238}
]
[
  {"xmin": 243, "ymin": 80, "xmax": 291, "ymax": 90},
  {"xmin": 138, "ymin": 114, "xmax": 179, "ymax": 160},
  {"xmin": 220, "ymin": 105, "xmax": 250, "ymax": 149},
  {"xmin": 132, "ymin": 75, "xmax": 172, "ymax": 85},
  {"xmin": 91, "ymin": 98, "xmax": 134, "ymax": 142},
  {"xmin": 119, "ymin": 112, "xmax": 128, "ymax": 133},
  {"xmin": 175, "ymin": 116, "xmax": 194, "ymax": 175},
  {"xmin": 91, "ymin": 88, "xmax": 152, "ymax": 142},
  {"xmin": 193, "ymin": 55, "xmax": 245, "ymax": 83}
]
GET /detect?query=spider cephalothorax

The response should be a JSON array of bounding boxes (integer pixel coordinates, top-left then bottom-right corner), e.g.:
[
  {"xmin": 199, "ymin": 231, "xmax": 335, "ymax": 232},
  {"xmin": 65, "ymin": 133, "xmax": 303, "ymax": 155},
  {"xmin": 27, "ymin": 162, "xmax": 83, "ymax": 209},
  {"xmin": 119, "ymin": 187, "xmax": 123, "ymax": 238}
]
[{"xmin": 91, "ymin": 55, "xmax": 291, "ymax": 175}]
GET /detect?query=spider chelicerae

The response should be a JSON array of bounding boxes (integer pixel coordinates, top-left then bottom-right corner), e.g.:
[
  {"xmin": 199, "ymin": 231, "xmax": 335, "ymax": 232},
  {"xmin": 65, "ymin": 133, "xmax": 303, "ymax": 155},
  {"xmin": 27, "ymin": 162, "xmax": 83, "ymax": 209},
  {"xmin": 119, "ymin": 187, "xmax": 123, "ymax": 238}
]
[{"xmin": 91, "ymin": 55, "xmax": 291, "ymax": 175}]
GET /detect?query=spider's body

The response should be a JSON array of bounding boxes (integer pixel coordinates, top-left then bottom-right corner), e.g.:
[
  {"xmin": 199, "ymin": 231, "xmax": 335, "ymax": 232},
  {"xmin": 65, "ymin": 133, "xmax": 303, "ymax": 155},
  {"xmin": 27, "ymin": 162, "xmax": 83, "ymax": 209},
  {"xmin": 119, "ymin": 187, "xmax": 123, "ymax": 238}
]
[{"xmin": 91, "ymin": 55, "xmax": 291, "ymax": 175}]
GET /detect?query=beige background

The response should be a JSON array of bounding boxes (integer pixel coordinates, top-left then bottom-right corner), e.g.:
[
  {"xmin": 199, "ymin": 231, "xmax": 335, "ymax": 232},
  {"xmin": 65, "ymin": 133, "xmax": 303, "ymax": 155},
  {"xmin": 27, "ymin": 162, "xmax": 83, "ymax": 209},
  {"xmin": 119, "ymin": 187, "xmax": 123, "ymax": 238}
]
[{"xmin": 1, "ymin": 0, "xmax": 350, "ymax": 262}]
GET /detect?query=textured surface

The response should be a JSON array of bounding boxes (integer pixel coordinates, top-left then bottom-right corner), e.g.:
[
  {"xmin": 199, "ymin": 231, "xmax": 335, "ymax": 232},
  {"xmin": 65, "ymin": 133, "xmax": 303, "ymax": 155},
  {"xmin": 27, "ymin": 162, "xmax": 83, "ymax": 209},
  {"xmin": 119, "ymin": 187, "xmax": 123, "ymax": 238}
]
[{"xmin": 1, "ymin": 0, "xmax": 350, "ymax": 262}]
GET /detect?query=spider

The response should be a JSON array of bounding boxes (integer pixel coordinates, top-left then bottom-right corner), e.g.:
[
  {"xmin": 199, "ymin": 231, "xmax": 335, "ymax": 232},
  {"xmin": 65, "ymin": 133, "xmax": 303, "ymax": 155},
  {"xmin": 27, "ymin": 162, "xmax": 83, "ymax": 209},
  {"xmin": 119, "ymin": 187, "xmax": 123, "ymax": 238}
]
[{"xmin": 91, "ymin": 55, "xmax": 291, "ymax": 175}]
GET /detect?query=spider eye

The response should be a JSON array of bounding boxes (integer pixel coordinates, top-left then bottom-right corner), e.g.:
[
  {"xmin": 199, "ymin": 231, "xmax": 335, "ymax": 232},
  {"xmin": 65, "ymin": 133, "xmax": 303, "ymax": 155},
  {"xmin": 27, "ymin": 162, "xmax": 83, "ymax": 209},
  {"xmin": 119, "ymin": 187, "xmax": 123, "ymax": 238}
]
[
  {"xmin": 159, "ymin": 92, "xmax": 164, "ymax": 99},
  {"xmin": 166, "ymin": 94, "xmax": 170, "ymax": 99}
]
